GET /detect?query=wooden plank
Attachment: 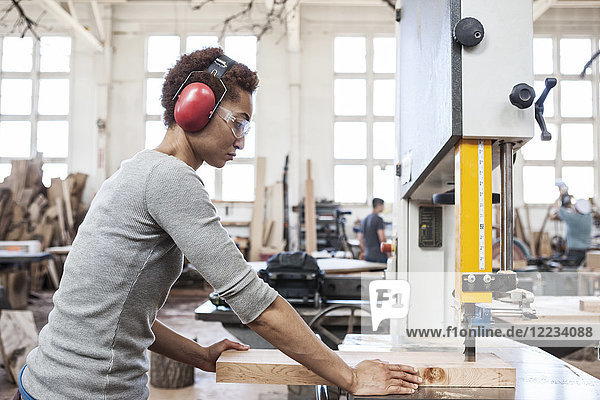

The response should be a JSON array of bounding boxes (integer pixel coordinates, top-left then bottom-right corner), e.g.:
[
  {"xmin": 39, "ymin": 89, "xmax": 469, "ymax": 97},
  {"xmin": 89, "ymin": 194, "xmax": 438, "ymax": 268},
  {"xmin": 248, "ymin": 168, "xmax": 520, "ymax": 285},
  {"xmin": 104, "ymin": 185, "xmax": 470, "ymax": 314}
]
[
  {"xmin": 262, "ymin": 219, "xmax": 274, "ymax": 247},
  {"xmin": 266, "ymin": 182, "xmax": 284, "ymax": 249},
  {"xmin": 580, "ymin": 298, "xmax": 600, "ymax": 313},
  {"xmin": 0, "ymin": 310, "xmax": 37, "ymax": 384},
  {"xmin": 304, "ymin": 160, "xmax": 317, "ymax": 254},
  {"xmin": 249, "ymin": 157, "xmax": 266, "ymax": 261},
  {"xmin": 62, "ymin": 179, "xmax": 75, "ymax": 234},
  {"xmin": 523, "ymin": 204, "xmax": 535, "ymax": 256},
  {"xmin": 216, "ymin": 349, "xmax": 515, "ymax": 387}
]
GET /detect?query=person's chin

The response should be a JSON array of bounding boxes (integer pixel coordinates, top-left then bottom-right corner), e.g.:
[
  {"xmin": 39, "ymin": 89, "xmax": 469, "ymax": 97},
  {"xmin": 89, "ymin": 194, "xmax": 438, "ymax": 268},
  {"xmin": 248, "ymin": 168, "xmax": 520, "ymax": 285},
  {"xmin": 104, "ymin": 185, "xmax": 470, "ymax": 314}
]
[{"xmin": 206, "ymin": 160, "xmax": 227, "ymax": 168}]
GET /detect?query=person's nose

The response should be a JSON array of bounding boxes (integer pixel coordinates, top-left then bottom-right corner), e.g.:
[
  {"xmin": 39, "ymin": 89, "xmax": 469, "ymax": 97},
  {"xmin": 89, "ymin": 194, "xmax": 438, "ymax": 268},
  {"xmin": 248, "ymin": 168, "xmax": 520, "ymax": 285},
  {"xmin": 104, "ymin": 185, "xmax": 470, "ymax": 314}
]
[{"xmin": 234, "ymin": 135, "xmax": 245, "ymax": 150}]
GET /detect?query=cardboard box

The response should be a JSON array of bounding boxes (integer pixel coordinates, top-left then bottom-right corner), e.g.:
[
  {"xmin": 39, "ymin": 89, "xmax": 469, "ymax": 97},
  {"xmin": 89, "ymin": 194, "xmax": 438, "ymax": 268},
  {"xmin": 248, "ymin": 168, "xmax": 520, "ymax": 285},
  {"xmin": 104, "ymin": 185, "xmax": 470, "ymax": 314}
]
[{"xmin": 585, "ymin": 250, "xmax": 600, "ymax": 270}]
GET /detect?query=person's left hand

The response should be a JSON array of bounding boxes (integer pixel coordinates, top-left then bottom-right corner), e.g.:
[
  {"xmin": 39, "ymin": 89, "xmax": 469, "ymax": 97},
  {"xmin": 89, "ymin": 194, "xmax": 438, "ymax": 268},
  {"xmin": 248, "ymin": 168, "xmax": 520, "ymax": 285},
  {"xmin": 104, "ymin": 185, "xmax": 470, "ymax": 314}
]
[{"xmin": 198, "ymin": 339, "xmax": 250, "ymax": 372}]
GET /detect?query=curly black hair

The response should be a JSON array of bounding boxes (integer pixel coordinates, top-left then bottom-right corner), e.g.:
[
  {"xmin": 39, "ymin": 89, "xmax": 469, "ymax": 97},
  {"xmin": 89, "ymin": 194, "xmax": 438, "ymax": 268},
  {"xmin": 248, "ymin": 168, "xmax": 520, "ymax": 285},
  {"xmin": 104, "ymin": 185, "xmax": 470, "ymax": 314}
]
[{"xmin": 161, "ymin": 47, "xmax": 259, "ymax": 127}]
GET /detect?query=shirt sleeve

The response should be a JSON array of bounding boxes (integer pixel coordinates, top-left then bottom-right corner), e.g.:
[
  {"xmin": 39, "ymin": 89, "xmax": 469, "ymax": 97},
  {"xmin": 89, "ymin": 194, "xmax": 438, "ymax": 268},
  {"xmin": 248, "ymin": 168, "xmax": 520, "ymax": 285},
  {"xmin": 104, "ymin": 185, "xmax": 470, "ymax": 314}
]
[
  {"xmin": 558, "ymin": 207, "xmax": 574, "ymax": 223},
  {"xmin": 145, "ymin": 159, "xmax": 277, "ymax": 324},
  {"xmin": 359, "ymin": 218, "xmax": 366, "ymax": 233},
  {"xmin": 376, "ymin": 215, "xmax": 385, "ymax": 231}
]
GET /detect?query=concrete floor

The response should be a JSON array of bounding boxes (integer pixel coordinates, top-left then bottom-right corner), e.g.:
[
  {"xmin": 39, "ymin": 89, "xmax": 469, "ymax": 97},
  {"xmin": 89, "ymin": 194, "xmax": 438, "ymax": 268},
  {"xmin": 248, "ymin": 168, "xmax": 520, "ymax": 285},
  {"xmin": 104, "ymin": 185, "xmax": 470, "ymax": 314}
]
[{"xmin": 3, "ymin": 288, "xmax": 600, "ymax": 400}]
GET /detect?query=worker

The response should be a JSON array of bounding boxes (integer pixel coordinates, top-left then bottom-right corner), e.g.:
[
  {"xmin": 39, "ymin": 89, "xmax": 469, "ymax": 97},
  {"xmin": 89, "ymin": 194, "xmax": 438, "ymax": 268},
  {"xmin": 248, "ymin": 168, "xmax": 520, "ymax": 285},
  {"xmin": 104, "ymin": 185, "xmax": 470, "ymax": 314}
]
[
  {"xmin": 552, "ymin": 191, "xmax": 593, "ymax": 265},
  {"xmin": 17, "ymin": 48, "xmax": 420, "ymax": 400},
  {"xmin": 358, "ymin": 197, "xmax": 388, "ymax": 263}
]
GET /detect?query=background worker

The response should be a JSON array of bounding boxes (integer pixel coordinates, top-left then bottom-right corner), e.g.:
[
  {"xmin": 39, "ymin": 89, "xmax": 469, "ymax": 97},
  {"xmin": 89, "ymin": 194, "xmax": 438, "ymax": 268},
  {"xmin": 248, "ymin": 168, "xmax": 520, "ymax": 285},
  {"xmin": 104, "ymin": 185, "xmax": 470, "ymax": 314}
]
[
  {"xmin": 18, "ymin": 49, "xmax": 420, "ymax": 400},
  {"xmin": 358, "ymin": 198, "xmax": 388, "ymax": 263},
  {"xmin": 552, "ymin": 185, "xmax": 593, "ymax": 265}
]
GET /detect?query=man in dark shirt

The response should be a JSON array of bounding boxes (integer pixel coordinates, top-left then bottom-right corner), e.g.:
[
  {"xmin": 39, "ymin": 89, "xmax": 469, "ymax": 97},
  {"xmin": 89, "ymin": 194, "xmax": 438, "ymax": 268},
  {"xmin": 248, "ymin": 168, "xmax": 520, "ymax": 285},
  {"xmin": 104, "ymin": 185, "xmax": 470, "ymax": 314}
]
[{"xmin": 358, "ymin": 198, "xmax": 387, "ymax": 263}]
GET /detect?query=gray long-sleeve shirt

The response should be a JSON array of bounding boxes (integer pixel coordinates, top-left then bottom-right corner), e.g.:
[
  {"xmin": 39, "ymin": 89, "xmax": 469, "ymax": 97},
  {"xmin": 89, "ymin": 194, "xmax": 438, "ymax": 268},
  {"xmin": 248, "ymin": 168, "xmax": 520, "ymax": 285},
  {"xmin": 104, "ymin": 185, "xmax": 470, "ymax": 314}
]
[{"xmin": 23, "ymin": 149, "xmax": 277, "ymax": 399}]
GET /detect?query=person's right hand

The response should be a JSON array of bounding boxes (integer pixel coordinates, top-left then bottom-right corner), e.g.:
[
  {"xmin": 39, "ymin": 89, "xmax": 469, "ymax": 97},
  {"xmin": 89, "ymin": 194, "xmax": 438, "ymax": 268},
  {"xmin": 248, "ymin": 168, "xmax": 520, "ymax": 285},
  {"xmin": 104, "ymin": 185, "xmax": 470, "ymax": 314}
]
[{"xmin": 348, "ymin": 359, "xmax": 422, "ymax": 396}]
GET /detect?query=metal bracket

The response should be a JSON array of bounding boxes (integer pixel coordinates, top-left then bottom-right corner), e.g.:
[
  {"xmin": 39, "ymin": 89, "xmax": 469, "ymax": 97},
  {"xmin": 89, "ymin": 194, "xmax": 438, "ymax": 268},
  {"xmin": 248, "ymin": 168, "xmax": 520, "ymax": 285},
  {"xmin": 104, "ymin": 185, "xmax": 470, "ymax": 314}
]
[{"xmin": 461, "ymin": 272, "xmax": 517, "ymax": 293}]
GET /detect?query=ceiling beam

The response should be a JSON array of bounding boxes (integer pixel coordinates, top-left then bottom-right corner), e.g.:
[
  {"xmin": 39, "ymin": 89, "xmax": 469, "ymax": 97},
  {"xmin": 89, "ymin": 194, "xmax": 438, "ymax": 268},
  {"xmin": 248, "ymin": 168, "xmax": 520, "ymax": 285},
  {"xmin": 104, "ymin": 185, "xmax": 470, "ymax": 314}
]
[
  {"xmin": 90, "ymin": 0, "xmax": 105, "ymax": 41},
  {"xmin": 533, "ymin": 0, "xmax": 557, "ymax": 21},
  {"xmin": 33, "ymin": 0, "xmax": 104, "ymax": 52}
]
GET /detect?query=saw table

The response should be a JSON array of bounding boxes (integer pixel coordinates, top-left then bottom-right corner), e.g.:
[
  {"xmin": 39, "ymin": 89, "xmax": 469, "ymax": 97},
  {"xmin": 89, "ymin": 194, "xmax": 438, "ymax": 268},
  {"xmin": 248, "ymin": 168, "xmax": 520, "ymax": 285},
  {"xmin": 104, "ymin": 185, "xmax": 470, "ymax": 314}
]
[{"xmin": 340, "ymin": 335, "xmax": 600, "ymax": 400}]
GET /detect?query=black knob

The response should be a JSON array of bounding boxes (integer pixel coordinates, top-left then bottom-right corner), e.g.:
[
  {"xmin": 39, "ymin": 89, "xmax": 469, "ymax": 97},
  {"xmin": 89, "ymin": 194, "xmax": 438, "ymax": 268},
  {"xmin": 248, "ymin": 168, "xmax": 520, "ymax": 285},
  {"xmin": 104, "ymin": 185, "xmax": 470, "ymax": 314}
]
[
  {"xmin": 509, "ymin": 83, "xmax": 535, "ymax": 109},
  {"xmin": 453, "ymin": 17, "xmax": 484, "ymax": 47}
]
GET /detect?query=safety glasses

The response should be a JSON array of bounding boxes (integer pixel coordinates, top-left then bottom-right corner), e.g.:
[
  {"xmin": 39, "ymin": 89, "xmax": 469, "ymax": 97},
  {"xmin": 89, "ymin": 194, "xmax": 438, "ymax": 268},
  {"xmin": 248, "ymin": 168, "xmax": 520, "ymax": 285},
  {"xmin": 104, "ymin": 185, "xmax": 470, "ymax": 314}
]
[{"xmin": 215, "ymin": 106, "xmax": 251, "ymax": 139}]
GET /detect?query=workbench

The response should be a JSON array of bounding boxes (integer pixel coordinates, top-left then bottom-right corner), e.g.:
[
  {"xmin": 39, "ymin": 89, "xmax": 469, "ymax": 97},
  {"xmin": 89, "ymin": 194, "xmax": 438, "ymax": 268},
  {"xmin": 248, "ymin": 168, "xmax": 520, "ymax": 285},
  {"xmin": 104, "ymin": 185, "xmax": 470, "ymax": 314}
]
[
  {"xmin": 340, "ymin": 334, "xmax": 600, "ymax": 399},
  {"xmin": 0, "ymin": 251, "xmax": 51, "ymax": 309}
]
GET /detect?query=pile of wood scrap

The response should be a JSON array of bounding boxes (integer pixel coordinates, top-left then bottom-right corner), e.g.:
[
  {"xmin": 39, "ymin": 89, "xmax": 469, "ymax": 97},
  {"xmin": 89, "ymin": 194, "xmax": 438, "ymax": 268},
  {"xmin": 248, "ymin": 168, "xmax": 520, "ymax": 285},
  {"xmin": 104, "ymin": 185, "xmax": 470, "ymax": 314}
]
[{"xmin": 0, "ymin": 157, "xmax": 88, "ymax": 289}]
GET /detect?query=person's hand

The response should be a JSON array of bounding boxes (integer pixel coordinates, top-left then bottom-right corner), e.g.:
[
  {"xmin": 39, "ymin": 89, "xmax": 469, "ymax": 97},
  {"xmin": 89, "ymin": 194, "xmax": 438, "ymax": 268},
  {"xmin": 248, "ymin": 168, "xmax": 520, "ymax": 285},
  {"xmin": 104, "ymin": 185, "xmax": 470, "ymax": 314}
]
[
  {"xmin": 348, "ymin": 359, "xmax": 422, "ymax": 396},
  {"xmin": 198, "ymin": 339, "xmax": 250, "ymax": 372}
]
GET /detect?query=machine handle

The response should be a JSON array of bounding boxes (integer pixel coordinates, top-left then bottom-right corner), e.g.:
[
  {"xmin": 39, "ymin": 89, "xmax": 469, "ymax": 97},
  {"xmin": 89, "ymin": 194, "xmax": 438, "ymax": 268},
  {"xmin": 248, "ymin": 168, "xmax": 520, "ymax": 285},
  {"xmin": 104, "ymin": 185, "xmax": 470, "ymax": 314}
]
[{"xmin": 534, "ymin": 77, "xmax": 557, "ymax": 141}]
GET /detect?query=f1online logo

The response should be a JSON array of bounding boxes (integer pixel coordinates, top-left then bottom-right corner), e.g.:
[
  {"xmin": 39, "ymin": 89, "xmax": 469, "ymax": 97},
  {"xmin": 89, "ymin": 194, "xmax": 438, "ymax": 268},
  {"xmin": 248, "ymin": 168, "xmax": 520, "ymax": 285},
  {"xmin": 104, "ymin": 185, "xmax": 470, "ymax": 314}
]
[{"xmin": 369, "ymin": 280, "xmax": 410, "ymax": 330}]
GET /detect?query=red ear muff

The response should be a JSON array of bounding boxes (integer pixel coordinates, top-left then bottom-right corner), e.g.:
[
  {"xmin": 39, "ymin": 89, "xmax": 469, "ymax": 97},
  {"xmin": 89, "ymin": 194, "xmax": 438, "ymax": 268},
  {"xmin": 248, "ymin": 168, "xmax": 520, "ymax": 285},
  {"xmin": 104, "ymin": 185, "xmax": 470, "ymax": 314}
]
[{"xmin": 174, "ymin": 82, "xmax": 216, "ymax": 132}]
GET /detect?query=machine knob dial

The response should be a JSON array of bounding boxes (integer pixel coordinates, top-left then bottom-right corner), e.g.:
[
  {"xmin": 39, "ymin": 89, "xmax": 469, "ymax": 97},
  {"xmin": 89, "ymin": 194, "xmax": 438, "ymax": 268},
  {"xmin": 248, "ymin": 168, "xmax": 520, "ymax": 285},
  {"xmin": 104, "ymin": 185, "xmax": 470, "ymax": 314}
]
[
  {"xmin": 509, "ymin": 83, "xmax": 535, "ymax": 109},
  {"xmin": 467, "ymin": 274, "xmax": 476, "ymax": 284},
  {"xmin": 453, "ymin": 17, "xmax": 485, "ymax": 47}
]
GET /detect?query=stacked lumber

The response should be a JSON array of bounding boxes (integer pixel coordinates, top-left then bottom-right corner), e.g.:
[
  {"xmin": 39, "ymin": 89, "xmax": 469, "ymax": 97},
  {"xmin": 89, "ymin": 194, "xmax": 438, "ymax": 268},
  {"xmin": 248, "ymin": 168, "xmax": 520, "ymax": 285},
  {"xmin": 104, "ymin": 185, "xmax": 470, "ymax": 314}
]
[
  {"xmin": 0, "ymin": 157, "xmax": 88, "ymax": 289},
  {"xmin": 0, "ymin": 158, "xmax": 87, "ymax": 247}
]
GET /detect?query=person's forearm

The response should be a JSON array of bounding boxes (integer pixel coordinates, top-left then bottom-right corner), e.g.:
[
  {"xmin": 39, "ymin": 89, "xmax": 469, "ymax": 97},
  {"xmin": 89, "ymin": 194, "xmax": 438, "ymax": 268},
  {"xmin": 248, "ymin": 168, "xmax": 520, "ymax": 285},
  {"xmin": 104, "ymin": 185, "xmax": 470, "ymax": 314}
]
[
  {"xmin": 149, "ymin": 319, "xmax": 206, "ymax": 367},
  {"xmin": 248, "ymin": 296, "xmax": 355, "ymax": 392}
]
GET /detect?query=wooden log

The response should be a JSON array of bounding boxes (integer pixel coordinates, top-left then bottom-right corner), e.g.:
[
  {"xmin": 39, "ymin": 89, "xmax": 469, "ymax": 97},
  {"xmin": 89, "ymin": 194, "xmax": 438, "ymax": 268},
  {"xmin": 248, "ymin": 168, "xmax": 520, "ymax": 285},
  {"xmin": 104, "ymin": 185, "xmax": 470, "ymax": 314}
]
[
  {"xmin": 69, "ymin": 173, "xmax": 88, "ymax": 213},
  {"xmin": 304, "ymin": 160, "xmax": 317, "ymax": 254},
  {"xmin": 216, "ymin": 349, "xmax": 516, "ymax": 388},
  {"xmin": 149, "ymin": 351, "xmax": 194, "ymax": 389},
  {"xmin": 249, "ymin": 157, "xmax": 266, "ymax": 261},
  {"xmin": 0, "ymin": 310, "xmax": 38, "ymax": 384}
]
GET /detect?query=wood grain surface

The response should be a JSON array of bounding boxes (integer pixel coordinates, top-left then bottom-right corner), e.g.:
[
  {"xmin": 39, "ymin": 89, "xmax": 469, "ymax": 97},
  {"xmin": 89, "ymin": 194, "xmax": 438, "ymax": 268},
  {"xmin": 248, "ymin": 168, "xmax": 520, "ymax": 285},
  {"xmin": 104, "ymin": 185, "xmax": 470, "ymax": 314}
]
[{"xmin": 216, "ymin": 349, "xmax": 515, "ymax": 387}]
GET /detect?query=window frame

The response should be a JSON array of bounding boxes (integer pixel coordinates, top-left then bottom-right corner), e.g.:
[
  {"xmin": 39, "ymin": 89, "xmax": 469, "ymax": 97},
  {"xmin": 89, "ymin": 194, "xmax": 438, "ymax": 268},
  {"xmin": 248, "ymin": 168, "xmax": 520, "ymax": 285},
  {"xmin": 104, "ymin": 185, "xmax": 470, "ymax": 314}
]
[
  {"xmin": 0, "ymin": 35, "xmax": 72, "ymax": 183},
  {"xmin": 333, "ymin": 34, "xmax": 395, "ymax": 205},
  {"xmin": 521, "ymin": 33, "xmax": 599, "ymax": 205}
]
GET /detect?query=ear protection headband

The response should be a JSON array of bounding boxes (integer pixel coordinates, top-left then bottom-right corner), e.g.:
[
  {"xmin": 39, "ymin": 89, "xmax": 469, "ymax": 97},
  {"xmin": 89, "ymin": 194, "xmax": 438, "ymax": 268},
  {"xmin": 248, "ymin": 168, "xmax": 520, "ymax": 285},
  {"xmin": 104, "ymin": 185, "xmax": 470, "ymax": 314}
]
[{"xmin": 172, "ymin": 55, "xmax": 237, "ymax": 132}]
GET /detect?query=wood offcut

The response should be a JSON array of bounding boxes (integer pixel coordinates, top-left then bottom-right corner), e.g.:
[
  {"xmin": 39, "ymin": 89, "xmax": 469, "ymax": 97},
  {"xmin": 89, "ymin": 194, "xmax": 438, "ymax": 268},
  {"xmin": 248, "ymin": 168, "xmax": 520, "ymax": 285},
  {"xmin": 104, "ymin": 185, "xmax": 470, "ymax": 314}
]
[
  {"xmin": 216, "ymin": 349, "xmax": 516, "ymax": 387},
  {"xmin": 304, "ymin": 160, "xmax": 317, "ymax": 254}
]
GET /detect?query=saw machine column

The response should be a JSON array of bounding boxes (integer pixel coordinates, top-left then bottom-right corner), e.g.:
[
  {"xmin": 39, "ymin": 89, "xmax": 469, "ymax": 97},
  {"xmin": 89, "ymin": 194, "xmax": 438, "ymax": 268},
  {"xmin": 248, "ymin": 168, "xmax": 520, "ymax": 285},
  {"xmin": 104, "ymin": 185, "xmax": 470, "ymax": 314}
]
[{"xmin": 455, "ymin": 139, "xmax": 492, "ymax": 361}]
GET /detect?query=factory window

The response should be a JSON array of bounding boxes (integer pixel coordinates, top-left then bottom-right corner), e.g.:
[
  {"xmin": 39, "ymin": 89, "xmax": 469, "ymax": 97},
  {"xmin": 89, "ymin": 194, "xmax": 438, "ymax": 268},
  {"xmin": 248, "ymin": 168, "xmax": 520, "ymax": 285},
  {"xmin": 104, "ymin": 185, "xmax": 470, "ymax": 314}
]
[
  {"xmin": 145, "ymin": 34, "xmax": 257, "ymax": 201},
  {"xmin": 521, "ymin": 36, "xmax": 598, "ymax": 204},
  {"xmin": 0, "ymin": 36, "xmax": 71, "ymax": 187},
  {"xmin": 333, "ymin": 35, "xmax": 396, "ymax": 204}
]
